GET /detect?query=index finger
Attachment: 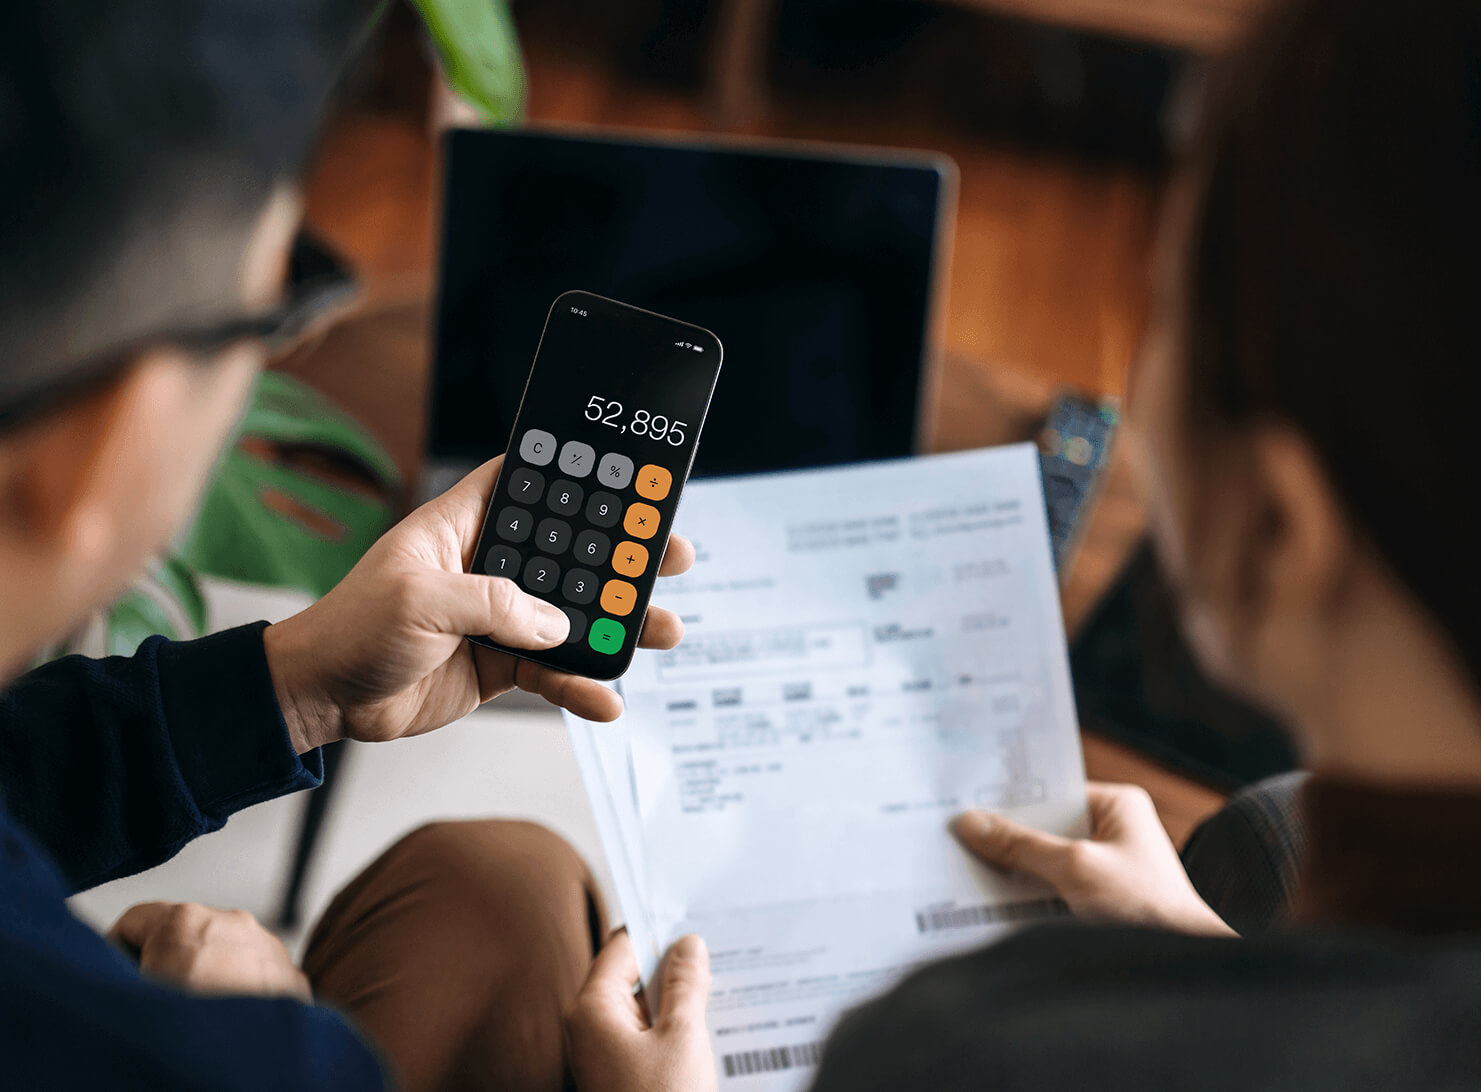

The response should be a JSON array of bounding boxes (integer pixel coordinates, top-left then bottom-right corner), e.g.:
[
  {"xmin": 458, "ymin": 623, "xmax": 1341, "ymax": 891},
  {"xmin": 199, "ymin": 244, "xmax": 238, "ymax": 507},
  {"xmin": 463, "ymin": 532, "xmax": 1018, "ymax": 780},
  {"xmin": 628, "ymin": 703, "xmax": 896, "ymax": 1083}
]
[
  {"xmin": 1085, "ymin": 781, "xmax": 1137, "ymax": 805},
  {"xmin": 444, "ymin": 456, "xmax": 505, "ymax": 507},
  {"xmin": 419, "ymin": 456, "xmax": 506, "ymax": 556},
  {"xmin": 578, "ymin": 930, "xmax": 647, "ymax": 1033},
  {"xmin": 508, "ymin": 658, "xmax": 626, "ymax": 722},
  {"xmin": 658, "ymin": 534, "xmax": 695, "ymax": 576}
]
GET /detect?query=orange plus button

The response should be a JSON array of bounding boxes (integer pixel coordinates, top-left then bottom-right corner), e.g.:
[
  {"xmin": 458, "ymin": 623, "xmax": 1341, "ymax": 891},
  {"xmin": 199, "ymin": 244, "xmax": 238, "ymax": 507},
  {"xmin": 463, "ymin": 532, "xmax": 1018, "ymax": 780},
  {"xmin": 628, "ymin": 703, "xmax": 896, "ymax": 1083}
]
[
  {"xmin": 636, "ymin": 464, "xmax": 672, "ymax": 501},
  {"xmin": 600, "ymin": 578, "xmax": 638, "ymax": 616},
  {"xmin": 612, "ymin": 541, "xmax": 649, "ymax": 578},
  {"xmin": 624, "ymin": 502, "xmax": 660, "ymax": 540}
]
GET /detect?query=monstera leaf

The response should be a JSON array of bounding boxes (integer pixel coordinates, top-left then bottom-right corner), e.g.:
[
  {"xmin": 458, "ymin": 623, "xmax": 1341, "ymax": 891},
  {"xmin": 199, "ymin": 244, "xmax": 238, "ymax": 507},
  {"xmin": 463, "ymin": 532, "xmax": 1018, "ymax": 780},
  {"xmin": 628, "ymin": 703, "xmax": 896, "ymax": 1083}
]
[
  {"xmin": 178, "ymin": 372, "xmax": 400, "ymax": 601},
  {"xmin": 409, "ymin": 0, "xmax": 526, "ymax": 123}
]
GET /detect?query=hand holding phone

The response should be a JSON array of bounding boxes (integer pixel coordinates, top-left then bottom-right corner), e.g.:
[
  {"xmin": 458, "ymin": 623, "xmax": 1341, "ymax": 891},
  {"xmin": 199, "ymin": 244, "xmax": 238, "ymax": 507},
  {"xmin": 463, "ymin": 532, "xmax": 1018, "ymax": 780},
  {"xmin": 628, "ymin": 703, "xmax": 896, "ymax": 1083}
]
[{"xmin": 467, "ymin": 291, "xmax": 723, "ymax": 680}]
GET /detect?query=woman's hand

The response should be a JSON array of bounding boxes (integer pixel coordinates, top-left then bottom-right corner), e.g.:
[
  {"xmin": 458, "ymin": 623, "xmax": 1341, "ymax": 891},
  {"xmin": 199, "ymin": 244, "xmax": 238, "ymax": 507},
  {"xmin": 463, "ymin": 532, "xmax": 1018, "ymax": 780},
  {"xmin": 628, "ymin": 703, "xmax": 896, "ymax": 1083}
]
[
  {"xmin": 566, "ymin": 931, "xmax": 717, "ymax": 1092},
  {"xmin": 110, "ymin": 902, "xmax": 310, "ymax": 1000},
  {"xmin": 264, "ymin": 456, "xmax": 695, "ymax": 752},
  {"xmin": 953, "ymin": 781, "xmax": 1234, "ymax": 936}
]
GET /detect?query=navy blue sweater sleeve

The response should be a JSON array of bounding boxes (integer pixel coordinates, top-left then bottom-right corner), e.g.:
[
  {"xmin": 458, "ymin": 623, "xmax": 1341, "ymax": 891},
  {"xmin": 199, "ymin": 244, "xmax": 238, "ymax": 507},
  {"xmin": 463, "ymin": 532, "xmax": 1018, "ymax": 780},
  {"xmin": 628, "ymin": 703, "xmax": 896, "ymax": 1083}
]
[
  {"xmin": 1, "ymin": 809, "xmax": 387, "ymax": 1091},
  {"xmin": 0, "ymin": 625, "xmax": 386, "ymax": 1088},
  {"xmin": 0, "ymin": 622, "xmax": 322, "ymax": 893}
]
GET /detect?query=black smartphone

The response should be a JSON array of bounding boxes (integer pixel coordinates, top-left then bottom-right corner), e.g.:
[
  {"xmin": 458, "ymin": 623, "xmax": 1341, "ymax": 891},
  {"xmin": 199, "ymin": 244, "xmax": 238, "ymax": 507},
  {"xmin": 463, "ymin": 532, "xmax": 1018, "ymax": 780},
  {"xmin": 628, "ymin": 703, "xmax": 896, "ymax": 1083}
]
[
  {"xmin": 1038, "ymin": 390, "xmax": 1118, "ymax": 575},
  {"xmin": 467, "ymin": 291, "xmax": 723, "ymax": 680}
]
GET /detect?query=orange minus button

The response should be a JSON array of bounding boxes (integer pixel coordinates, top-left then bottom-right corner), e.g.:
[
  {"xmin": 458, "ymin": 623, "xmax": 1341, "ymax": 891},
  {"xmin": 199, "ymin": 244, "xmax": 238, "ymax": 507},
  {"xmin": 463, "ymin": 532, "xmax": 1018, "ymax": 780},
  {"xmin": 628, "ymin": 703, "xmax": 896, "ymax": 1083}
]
[
  {"xmin": 636, "ymin": 464, "xmax": 672, "ymax": 501},
  {"xmin": 623, "ymin": 502, "xmax": 660, "ymax": 540},
  {"xmin": 600, "ymin": 578, "xmax": 638, "ymax": 616}
]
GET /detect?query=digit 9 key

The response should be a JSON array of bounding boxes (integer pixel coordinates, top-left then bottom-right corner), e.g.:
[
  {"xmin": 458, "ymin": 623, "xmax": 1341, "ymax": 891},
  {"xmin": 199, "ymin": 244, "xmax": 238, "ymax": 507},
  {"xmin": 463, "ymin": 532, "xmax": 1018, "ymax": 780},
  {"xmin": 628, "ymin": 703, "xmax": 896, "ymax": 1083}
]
[{"xmin": 467, "ymin": 291, "xmax": 723, "ymax": 680}]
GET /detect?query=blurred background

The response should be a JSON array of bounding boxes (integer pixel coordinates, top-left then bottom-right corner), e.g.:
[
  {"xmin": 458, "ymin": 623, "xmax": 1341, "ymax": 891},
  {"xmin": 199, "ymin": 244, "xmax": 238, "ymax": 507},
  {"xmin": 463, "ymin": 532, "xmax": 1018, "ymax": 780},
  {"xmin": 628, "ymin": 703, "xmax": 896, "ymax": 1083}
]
[{"xmin": 291, "ymin": 0, "xmax": 1197, "ymax": 449}]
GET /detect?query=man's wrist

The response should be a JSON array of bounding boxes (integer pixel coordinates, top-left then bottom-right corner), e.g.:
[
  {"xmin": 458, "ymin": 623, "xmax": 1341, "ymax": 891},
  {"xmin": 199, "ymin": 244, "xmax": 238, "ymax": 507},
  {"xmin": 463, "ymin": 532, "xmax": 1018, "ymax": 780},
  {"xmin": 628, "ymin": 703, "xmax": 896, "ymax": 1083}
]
[{"xmin": 263, "ymin": 615, "xmax": 344, "ymax": 753}]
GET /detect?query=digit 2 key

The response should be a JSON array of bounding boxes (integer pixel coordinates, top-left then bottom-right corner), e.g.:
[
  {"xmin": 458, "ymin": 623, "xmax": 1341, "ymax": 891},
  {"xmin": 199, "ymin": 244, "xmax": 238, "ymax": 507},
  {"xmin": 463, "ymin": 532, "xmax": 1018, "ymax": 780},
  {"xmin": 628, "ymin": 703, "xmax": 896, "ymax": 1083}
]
[{"xmin": 467, "ymin": 291, "xmax": 723, "ymax": 679}]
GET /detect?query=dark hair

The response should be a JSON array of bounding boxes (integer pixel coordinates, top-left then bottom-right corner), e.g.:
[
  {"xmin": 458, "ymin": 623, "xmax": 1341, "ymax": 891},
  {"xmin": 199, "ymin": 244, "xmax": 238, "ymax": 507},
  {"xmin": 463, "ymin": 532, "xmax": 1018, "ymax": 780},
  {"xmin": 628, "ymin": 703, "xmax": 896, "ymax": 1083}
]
[
  {"xmin": 0, "ymin": 0, "xmax": 369, "ymax": 410},
  {"xmin": 1181, "ymin": 0, "xmax": 1481, "ymax": 684}
]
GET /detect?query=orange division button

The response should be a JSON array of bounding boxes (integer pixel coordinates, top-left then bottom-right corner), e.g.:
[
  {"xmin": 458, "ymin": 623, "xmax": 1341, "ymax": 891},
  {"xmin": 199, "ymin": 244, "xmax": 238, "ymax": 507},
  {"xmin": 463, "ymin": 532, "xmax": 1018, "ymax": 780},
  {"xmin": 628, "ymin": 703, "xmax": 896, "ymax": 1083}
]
[
  {"xmin": 600, "ymin": 578, "xmax": 638, "ymax": 616},
  {"xmin": 612, "ymin": 541, "xmax": 649, "ymax": 578},
  {"xmin": 623, "ymin": 502, "xmax": 661, "ymax": 540},
  {"xmin": 636, "ymin": 464, "xmax": 672, "ymax": 501}
]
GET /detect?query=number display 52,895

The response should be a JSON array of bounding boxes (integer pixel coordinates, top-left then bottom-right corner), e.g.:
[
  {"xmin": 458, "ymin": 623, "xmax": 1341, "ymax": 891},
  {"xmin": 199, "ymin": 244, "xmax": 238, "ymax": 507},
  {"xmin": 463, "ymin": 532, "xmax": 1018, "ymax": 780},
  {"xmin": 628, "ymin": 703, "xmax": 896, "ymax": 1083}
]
[{"xmin": 584, "ymin": 396, "xmax": 686, "ymax": 446}]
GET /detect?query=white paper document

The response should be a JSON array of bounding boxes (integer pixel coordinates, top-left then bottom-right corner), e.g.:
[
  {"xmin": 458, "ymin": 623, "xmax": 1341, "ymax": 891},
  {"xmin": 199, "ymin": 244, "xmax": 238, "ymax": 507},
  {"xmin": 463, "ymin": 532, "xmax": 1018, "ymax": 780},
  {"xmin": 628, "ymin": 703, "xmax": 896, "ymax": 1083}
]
[{"xmin": 566, "ymin": 445, "xmax": 1088, "ymax": 1090}]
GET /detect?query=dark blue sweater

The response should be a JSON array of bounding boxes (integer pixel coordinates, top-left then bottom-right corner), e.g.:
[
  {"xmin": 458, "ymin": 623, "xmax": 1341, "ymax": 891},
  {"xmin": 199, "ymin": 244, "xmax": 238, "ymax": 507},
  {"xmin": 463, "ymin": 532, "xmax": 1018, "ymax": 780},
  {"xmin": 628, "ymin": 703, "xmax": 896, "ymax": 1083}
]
[{"xmin": 0, "ymin": 623, "xmax": 386, "ymax": 1089}]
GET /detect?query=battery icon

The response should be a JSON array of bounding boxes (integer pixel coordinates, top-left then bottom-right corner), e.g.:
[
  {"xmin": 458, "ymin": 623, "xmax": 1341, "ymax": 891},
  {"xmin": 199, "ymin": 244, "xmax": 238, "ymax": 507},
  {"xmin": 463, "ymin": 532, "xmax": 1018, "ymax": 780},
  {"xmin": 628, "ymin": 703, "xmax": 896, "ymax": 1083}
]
[{"xmin": 692, "ymin": 345, "xmax": 704, "ymax": 352}]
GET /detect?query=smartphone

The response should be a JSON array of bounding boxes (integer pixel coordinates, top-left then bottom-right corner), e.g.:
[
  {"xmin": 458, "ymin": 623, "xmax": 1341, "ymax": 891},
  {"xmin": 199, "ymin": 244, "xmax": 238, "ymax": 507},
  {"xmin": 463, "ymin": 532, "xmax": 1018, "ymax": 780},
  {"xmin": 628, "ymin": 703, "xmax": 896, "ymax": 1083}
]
[
  {"xmin": 467, "ymin": 291, "xmax": 723, "ymax": 680},
  {"xmin": 1038, "ymin": 390, "xmax": 1118, "ymax": 575}
]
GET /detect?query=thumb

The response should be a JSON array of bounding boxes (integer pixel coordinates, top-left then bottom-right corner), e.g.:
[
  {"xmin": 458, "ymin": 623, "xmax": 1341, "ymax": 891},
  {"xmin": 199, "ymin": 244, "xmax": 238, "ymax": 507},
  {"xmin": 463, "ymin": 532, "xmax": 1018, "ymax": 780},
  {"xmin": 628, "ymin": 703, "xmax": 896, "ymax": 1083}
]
[
  {"xmin": 656, "ymin": 934, "xmax": 711, "ymax": 1032},
  {"xmin": 952, "ymin": 810, "xmax": 1079, "ymax": 888},
  {"xmin": 108, "ymin": 901, "xmax": 174, "ymax": 951},
  {"xmin": 417, "ymin": 569, "xmax": 569, "ymax": 649}
]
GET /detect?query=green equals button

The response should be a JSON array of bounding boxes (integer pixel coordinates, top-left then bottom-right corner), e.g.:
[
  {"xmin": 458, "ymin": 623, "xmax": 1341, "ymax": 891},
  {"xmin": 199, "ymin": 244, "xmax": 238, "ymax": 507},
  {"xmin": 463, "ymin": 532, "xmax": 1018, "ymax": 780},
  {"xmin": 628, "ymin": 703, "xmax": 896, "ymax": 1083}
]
[{"xmin": 588, "ymin": 617, "xmax": 626, "ymax": 654}]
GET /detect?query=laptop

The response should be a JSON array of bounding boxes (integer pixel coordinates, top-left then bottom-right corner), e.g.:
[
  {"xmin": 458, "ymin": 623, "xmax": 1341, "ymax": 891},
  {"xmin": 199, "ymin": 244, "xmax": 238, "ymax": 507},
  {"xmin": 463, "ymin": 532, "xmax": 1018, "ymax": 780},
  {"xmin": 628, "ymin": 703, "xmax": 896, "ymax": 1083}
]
[{"xmin": 420, "ymin": 125, "xmax": 956, "ymax": 502}]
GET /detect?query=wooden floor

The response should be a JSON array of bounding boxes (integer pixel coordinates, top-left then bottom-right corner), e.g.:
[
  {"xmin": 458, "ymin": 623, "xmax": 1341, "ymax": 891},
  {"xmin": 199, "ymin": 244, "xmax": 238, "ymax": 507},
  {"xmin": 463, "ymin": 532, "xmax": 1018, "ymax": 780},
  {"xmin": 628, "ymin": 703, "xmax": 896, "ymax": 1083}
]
[{"xmin": 294, "ymin": 4, "xmax": 1224, "ymax": 844}]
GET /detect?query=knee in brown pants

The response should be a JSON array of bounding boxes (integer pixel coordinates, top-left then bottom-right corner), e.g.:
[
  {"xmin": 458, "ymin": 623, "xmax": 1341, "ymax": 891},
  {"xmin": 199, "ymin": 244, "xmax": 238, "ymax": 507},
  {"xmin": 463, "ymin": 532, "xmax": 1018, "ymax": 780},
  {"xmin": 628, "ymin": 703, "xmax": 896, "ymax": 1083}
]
[{"xmin": 304, "ymin": 819, "xmax": 604, "ymax": 1092}]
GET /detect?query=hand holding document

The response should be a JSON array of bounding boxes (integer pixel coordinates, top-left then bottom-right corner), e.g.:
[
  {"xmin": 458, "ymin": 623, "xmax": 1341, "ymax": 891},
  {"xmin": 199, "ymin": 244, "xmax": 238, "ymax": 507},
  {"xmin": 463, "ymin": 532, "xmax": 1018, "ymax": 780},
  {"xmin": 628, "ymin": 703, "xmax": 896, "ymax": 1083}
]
[{"xmin": 566, "ymin": 445, "xmax": 1088, "ymax": 1090}]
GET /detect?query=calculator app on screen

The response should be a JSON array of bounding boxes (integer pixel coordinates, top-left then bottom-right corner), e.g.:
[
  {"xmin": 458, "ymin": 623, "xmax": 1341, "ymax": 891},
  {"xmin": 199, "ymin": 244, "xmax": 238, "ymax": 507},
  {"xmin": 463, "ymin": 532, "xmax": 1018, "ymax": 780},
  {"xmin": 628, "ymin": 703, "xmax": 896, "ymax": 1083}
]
[{"xmin": 467, "ymin": 291, "xmax": 723, "ymax": 679}]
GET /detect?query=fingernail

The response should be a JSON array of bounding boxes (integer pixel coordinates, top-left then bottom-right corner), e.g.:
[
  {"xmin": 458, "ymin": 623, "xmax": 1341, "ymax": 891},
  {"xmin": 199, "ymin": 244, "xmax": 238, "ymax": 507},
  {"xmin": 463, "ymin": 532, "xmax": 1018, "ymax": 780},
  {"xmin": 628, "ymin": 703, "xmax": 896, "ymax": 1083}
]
[
  {"xmin": 534, "ymin": 600, "xmax": 570, "ymax": 644},
  {"xmin": 951, "ymin": 811, "xmax": 993, "ymax": 839}
]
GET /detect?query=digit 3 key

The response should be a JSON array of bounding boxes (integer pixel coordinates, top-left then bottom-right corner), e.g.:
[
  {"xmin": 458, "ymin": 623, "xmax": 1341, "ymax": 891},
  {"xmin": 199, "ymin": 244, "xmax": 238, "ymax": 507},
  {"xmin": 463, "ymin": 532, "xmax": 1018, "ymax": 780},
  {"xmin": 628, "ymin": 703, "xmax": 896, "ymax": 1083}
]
[{"xmin": 467, "ymin": 291, "xmax": 723, "ymax": 680}]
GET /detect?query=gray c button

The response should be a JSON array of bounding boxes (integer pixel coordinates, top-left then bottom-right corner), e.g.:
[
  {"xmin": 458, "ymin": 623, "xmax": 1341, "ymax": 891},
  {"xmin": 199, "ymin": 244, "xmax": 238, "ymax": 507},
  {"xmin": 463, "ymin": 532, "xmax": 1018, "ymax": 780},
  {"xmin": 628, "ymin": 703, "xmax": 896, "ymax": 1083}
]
[
  {"xmin": 598, "ymin": 452, "xmax": 634, "ymax": 488},
  {"xmin": 559, "ymin": 440, "xmax": 596, "ymax": 478},
  {"xmin": 519, "ymin": 429, "xmax": 557, "ymax": 466}
]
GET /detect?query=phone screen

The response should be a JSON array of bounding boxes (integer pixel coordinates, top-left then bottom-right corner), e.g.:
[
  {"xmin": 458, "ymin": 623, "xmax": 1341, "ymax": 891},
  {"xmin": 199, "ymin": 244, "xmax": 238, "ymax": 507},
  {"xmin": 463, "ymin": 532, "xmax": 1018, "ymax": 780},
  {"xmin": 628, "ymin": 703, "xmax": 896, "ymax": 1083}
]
[{"xmin": 467, "ymin": 291, "xmax": 723, "ymax": 679}]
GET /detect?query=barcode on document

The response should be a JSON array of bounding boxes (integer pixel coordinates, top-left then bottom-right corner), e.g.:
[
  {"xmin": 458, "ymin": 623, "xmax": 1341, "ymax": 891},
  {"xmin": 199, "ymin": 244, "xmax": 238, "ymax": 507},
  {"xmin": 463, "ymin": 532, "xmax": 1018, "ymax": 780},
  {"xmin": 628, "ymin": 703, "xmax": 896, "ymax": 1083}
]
[
  {"xmin": 721, "ymin": 1041, "xmax": 825, "ymax": 1078},
  {"xmin": 915, "ymin": 897, "xmax": 1067, "ymax": 934}
]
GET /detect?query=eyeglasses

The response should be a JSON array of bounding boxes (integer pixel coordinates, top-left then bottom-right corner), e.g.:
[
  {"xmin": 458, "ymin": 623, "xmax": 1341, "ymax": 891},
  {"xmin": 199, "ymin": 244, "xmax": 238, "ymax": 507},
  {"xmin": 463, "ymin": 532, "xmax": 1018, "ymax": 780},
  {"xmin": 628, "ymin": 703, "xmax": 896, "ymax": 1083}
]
[{"xmin": 0, "ymin": 232, "xmax": 359, "ymax": 436}]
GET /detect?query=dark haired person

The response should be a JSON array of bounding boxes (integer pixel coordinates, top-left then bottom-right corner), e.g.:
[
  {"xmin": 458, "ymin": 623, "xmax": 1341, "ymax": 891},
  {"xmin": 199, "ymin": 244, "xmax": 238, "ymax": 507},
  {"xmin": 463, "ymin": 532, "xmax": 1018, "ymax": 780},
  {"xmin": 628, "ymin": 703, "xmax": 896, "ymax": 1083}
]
[
  {"xmin": 565, "ymin": 0, "xmax": 1481, "ymax": 1088},
  {"xmin": 807, "ymin": 0, "xmax": 1481, "ymax": 1085},
  {"xmin": 0, "ymin": 3, "xmax": 705, "ymax": 1089}
]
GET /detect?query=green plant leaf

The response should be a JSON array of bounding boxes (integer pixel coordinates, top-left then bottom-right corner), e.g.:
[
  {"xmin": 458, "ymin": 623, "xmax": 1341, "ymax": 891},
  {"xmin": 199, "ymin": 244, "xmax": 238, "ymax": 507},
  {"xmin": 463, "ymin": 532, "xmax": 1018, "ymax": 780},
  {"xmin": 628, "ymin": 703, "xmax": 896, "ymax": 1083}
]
[
  {"xmin": 151, "ymin": 557, "xmax": 209, "ymax": 636},
  {"xmin": 106, "ymin": 590, "xmax": 184, "ymax": 656},
  {"xmin": 178, "ymin": 373, "xmax": 397, "ymax": 600},
  {"xmin": 411, "ymin": 0, "xmax": 527, "ymax": 124}
]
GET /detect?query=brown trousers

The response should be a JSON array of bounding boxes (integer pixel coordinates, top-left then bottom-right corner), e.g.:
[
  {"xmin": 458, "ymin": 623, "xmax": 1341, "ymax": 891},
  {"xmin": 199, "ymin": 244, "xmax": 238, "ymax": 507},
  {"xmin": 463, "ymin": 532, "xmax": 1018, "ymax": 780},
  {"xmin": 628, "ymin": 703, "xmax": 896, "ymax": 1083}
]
[{"xmin": 303, "ymin": 821, "xmax": 605, "ymax": 1092}]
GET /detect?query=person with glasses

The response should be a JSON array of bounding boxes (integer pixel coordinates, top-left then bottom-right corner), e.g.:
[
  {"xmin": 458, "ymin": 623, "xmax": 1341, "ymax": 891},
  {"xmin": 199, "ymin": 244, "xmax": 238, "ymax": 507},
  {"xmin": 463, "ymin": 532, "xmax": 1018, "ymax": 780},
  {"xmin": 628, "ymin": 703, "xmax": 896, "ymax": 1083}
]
[{"xmin": 0, "ymin": 3, "xmax": 708, "ymax": 1089}]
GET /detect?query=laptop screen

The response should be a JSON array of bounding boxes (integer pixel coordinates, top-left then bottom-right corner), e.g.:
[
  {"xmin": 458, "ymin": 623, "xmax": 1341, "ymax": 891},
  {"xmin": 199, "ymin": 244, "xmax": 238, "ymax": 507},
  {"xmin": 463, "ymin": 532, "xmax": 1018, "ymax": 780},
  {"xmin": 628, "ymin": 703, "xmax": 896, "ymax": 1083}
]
[{"xmin": 430, "ymin": 128, "xmax": 952, "ymax": 478}]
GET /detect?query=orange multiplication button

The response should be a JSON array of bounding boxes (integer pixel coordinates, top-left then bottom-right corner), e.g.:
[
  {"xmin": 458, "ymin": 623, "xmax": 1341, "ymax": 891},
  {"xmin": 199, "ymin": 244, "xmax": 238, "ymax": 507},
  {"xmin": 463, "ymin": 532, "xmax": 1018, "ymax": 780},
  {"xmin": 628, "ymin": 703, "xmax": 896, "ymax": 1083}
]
[
  {"xmin": 612, "ymin": 541, "xmax": 649, "ymax": 578},
  {"xmin": 600, "ymin": 578, "xmax": 638, "ymax": 616},
  {"xmin": 635, "ymin": 464, "xmax": 672, "ymax": 501},
  {"xmin": 623, "ymin": 502, "xmax": 661, "ymax": 540}
]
